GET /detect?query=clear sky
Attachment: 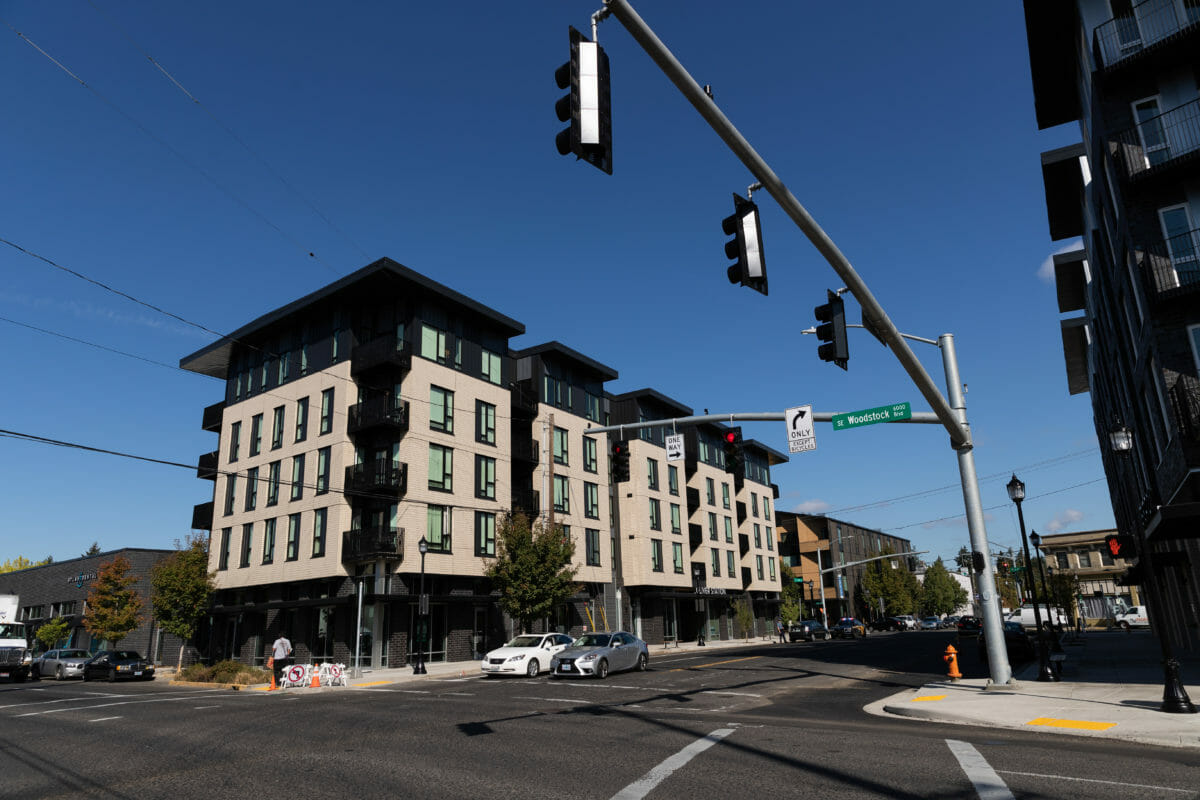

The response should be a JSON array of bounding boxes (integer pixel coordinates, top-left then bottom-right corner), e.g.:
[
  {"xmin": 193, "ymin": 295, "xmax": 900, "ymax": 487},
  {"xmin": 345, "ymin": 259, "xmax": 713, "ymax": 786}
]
[{"xmin": 0, "ymin": 1, "xmax": 1100, "ymax": 568}]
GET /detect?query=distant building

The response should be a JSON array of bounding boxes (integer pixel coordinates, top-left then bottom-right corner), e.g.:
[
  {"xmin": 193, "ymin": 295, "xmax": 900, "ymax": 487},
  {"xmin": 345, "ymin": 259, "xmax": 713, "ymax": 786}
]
[{"xmin": 1033, "ymin": 529, "xmax": 1142, "ymax": 623}]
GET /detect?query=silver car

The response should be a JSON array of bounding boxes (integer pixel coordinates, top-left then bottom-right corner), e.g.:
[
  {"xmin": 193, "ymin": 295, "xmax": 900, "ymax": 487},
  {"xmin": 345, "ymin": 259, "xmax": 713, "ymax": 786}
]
[
  {"xmin": 34, "ymin": 648, "xmax": 92, "ymax": 680},
  {"xmin": 550, "ymin": 631, "xmax": 649, "ymax": 679}
]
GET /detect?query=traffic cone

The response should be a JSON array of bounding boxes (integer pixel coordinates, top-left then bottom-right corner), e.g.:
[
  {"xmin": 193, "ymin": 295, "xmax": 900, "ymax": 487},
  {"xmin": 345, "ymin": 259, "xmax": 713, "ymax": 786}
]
[
  {"xmin": 268, "ymin": 672, "xmax": 276, "ymax": 691},
  {"xmin": 310, "ymin": 665, "xmax": 321, "ymax": 688}
]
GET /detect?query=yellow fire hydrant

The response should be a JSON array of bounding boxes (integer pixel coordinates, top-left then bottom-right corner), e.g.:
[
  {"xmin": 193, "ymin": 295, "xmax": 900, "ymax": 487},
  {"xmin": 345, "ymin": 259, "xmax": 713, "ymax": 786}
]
[{"xmin": 944, "ymin": 644, "xmax": 962, "ymax": 682}]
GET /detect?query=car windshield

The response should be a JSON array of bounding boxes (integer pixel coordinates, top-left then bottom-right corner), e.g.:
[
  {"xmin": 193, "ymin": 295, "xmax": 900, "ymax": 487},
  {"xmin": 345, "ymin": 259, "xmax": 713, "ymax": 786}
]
[
  {"xmin": 572, "ymin": 634, "xmax": 612, "ymax": 648},
  {"xmin": 505, "ymin": 636, "xmax": 543, "ymax": 648},
  {"xmin": 111, "ymin": 651, "xmax": 142, "ymax": 660},
  {"xmin": 60, "ymin": 650, "xmax": 90, "ymax": 658}
]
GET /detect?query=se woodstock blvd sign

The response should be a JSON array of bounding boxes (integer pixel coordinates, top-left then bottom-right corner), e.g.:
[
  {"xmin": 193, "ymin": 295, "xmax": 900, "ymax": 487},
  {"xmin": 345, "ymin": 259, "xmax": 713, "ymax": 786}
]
[{"xmin": 832, "ymin": 402, "xmax": 912, "ymax": 431}]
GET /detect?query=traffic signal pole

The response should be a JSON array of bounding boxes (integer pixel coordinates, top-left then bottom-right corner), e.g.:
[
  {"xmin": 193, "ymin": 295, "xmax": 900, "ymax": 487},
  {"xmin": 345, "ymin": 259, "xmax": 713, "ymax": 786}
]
[{"xmin": 594, "ymin": 0, "xmax": 1013, "ymax": 685}]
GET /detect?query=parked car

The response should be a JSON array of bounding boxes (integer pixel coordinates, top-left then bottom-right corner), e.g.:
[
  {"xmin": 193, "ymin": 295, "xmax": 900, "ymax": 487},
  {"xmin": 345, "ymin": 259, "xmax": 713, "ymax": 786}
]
[
  {"xmin": 978, "ymin": 621, "xmax": 1035, "ymax": 662},
  {"xmin": 956, "ymin": 616, "xmax": 982, "ymax": 638},
  {"xmin": 788, "ymin": 620, "xmax": 830, "ymax": 642},
  {"xmin": 919, "ymin": 616, "xmax": 942, "ymax": 630},
  {"xmin": 550, "ymin": 631, "xmax": 648, "ymax": 679},
  {"xmin": 831, "ymin": 618, "xmax": 867, "ymax": 639},
  {"xmin": 870, "ymin": 617, "xmax": 904, "ymax": 632},
  {"xmin": 81, "ymin": 650, "xmax": 155, "ymax": 682},
  {"xmin": 481, "ymin": 632, "xmax": 573, "ymax": 678},
  {"xmin": 33, "ymin": 648, "xmax": 92, "ymax": 680},
  {"xmin": 943, "ymin": 615, "xmax": 961, "ymax": 629},
  {"xmin": 896, "ymin": 615, "xmax": 918, "ymax": 630},
  {"xmin": 1114, "ymin": 605, "xmax": 1150, "ymax": 630}
]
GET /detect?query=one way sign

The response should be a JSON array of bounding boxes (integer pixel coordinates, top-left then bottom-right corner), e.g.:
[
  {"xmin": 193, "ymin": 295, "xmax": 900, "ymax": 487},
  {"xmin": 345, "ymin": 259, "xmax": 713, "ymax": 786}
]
[{"xmin": 785, "ymin": 405, "xmax": 816, "ymax": 454}]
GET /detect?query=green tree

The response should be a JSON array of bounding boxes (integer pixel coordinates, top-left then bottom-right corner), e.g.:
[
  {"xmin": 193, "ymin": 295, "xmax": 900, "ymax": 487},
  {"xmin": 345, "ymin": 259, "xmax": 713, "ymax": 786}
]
[
  {"xmin": 0, "ymin": 555, "xmax": 53, "ymax": 574},
  {"xmin": 779, "ymin": 563, "xmax": 802, "ymax": 605},
  {"xmin": 860, "ymin": 549, "xmax": 919, "ymax": 615},
  {"xmin": 151, "ymin": 534, "xmax": 215, "ymax": 668},
  {"xmin": 779, "ymin": 597, "xmax": 802, "ymax": 627},
  {"xmin": 82, "ymin": 542, "xmax": 102, "ymax": 557},
  {"xmin": 485, "ymin": 513, "xmax": 579, "ymax": 633},
  {"xmin": 731, "ymin": 596, "xmax": 755, "ymax": 640},
  {"xmin": 918, "ymin": 558, "xmax": 968, "ymax": 615},
  {"xmin": 84, "ymin": 556, "xmax": 143, "ymax": 647},
  {"xmin": 35, "ymin": 617, "xmax": 70, "ymax": 651}
]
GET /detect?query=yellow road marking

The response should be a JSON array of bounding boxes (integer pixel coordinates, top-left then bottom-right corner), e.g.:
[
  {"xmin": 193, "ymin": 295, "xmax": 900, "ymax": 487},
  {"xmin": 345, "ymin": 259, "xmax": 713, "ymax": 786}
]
[
  {"xmin": 352, "ymin": 681, "xmax": 393, "ymax": 688},
  {"xmin": 1026, "ymin": 717, "xmax": 1116, "ymax": 731},
  {"xmin": 912, "ymin": 695, "xmax": 947, "ymax": 702},
  {"xmin": 669, "ymin": 656, "xmax": 762, "ymax": 672}
]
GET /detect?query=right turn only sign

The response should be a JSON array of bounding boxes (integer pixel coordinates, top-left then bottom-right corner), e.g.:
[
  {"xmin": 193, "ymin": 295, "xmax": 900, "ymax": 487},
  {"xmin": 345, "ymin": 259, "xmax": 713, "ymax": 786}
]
[{"xmin": 785, "ymin": 405, "xmax": 816, "ymax": 454}]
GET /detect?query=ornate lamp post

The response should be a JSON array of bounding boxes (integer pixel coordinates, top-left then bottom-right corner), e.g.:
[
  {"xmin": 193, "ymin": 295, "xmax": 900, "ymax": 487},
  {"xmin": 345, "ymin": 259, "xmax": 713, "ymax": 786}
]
[
  {"xmin": 1006, "ymin": 474, "xmax": 1057, "ymax": 682},
  {"xmin": 413, "ymin": 535, "xmax": 429, "ymax": 675}
]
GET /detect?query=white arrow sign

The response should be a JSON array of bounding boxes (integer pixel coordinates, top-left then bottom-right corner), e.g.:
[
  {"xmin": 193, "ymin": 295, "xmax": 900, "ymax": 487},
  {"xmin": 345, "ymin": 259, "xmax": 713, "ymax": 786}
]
[
  {"xmin": 785, "ymin": 404, "xmax": 816, "ymax": 454},
  {"xmin": 665, "ymin": 433, "xmax": 684, "ymax": 462}
]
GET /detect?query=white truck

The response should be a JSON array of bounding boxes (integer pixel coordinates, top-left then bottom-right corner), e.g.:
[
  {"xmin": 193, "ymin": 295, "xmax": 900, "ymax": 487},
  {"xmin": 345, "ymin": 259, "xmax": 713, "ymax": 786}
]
[
  {"xmin": 1005, "ymin": 604, "xmax": 1068, "ymax": 629},
  {"xmin": 0, "ymin": 594, "xmax": 33, "ymax": 682},
  {"xmin": 1115, "ymin": 605, "xmax": 1150, "ymax": 630}
]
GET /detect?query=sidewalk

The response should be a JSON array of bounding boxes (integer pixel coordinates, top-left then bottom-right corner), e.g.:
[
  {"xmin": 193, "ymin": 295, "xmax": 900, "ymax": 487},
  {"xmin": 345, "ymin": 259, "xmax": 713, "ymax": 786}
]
[{"xmin": 867, "ymin": 630, "xmax": 1200, "ymax": 750}]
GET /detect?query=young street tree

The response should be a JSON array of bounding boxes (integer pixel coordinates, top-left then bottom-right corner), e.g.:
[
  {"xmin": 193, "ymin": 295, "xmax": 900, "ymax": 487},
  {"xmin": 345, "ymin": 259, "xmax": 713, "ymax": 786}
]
[
  {"xmin": 484, "ymin": 512, "xmax": 579, "ymax": 634},
  {"xmin": 35, "ymin": 617, "xmax": 70, "ymax": 651},
  {"xmin": 151, "ymin": 534, "xmax": 215, "ymax": 668},
  {"xmin": 918, "ymin": 558, "xmax": 969, "ymax": 616},
  {"xmin": 84, "ymin": 556, "xmax": 144, "ymax": 648},
  {"xmin": 860, "ymin": 549, "xmax": 920, "ymax": 616}
]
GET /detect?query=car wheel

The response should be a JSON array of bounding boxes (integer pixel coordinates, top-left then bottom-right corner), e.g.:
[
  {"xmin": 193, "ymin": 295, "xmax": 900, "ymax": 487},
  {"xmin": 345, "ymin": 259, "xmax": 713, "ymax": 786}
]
[
  {"xmin": 82, "ymin": 670, "xmax": 90, "ymax": 682},
  {"xmin": 56, "ymin": 665, "xmax": 65, "ymax": 680},
  {"xmin": 824, "ymin": 632, "xmax": 831, "ymax": 641},
  {"xmin": 1120, "ymin": 621, "xmax": 1131, "ymax": 631},
  {"xmin": 596, "ymin": 659, "xmax": 609, "ymax": 679},
  {"xmin": 636, "ymin": 653, "xmax": 648, "ymax": 671},
  {"xmin": 108, "ymin": 667, "xmax": 118, "ymax": 683},
  {"xmin": 526, "ymin": 659, "xmax": 540, "ymax": 678}
]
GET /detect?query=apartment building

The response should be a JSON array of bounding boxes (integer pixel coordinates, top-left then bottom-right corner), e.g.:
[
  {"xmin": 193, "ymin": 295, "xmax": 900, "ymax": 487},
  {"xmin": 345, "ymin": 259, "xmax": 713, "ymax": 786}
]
[
  {"xmin": 1033, "ymin": 529, "xmax": 1142, "ymax": 622},
  {"xmin": 1024, "ymin": 1, "xmax": 1200, "ymax": 649}
]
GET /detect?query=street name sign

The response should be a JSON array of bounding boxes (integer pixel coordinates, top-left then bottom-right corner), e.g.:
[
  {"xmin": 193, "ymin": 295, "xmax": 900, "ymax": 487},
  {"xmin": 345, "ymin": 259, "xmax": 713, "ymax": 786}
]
[
  {"xmin": 832, "ymin": 402, "xmax": 911, "ymax": 431},
  {"xmin": 785, "ymin": 404, "xmax": 816, "ymax": 453}
]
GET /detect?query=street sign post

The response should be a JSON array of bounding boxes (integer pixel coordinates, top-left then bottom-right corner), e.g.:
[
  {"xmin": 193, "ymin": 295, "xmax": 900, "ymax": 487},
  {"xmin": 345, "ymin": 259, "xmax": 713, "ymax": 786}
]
[
  {"xmin": 831, "ymin": 402, "xmax": 911, "ymax": 431},
  {"xmin": 785, "ymin": 404, "xmax": 816, "ymax": 453},
  {"xmin": 665, "ymin": 433, "xmax": 684, "ymax": 461}
]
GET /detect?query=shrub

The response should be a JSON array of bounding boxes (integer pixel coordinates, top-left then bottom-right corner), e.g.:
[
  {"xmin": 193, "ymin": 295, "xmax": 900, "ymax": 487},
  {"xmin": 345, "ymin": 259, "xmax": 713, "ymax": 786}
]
[
  {"xmin": 174, "ymin": 660, "xmax": 273, "ymax": 685},
  {"xmin": 177, "ymin": 663, "xmax": 212, "ymax": 683}
]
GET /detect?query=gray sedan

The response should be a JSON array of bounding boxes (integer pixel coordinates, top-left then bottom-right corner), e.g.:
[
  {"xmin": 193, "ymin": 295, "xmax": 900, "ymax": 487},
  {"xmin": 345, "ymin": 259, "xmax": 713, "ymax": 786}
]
[
  {"xmin": 550, "ymin": 631, "xmax": 648, "ymax": 679},
  {"xmin": 34, "ymin": 648, "xmax": 92, "ymax": 680}
]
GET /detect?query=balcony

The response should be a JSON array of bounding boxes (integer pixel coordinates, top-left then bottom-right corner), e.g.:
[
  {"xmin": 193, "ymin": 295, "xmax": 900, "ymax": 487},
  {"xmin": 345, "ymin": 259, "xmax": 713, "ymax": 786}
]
[
  {"xmin": 1140, "ymin": 226, "xmax": 1200, "ymax": 301},
  {"xmin": 348, "ymin": 398, "xmax": 410, "ymax": 436},
  {"xmin": 1112, "ymin": 98, "xmax": 1200, "ymax": 182},
  {"xmin": 1093, "ymin": 0, "xmax": 1200, "ymax": 72},
  {"xmin": 510, "ymin": 380, "xmax": 538, "ymax": 418},
  {"xmin": 344, "ymin": 460, "xmax": 408, "ymax": 499},
  {"xmin": 686, "ymin": 487, "xmax": 700, "ymax": 516},
  {"xmin": 511, "ymin": 489, "xmax": 540, "ymax": 517},
  {"xmin": 689, "ymin": 523, "xmax": 703, "ymax": 552},
  {"xmin": 342, "ymin": 526, "xmax": 404, "ymax": 562},
  {"xmin": 197, "ymin": 450, "xmax": 219, "ymax": 480},
  {"xmin": 736, "ymin": 501, "xmax": 747, "ymax": 526},
  {"xmin": 201, "ymin": 401, "xmax": 224, "ymax": 433},
  {"xmin": 350, "ymin": 335, "xmax": 411, "ymax": 377},
  {"xmin": 1155, "ymin": 374, "xmax": 1200, "ymax": 508},
  {"xmin": 741, "ymin": 566, "xmax": 752, "ymax": 590},
  {"xmin": 511, "ymin": 437, "xmax": 540, "ymax": 465},
  {"xmin": 191, "ymin": 501, "xmax": 213, "ymax": 531},
  {"xmin": 739, "ymin": 533, "xmax": 750, "ymax": 557}
]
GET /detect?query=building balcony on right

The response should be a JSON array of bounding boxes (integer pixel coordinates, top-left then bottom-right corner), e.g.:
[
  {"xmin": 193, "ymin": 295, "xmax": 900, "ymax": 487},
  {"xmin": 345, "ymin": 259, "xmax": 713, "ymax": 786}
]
[
  {"xmin": 1113, "ymin": 97, "xmax": 1200, "ymax": 182},
  {"xmin": 347, "ymin": 397, "xmax": 409, "ymax": 436},
  {"xmin": 1140, "ymin": 225, "xmax": 1200, "ymax": 299},
  {"xmin": 191, "ymin": 501, "xmax": 213, "ymax": 531},
  {"xmin": 343, "ymin": 526, "xmax": 404, "ymax": 563},
  {"xmin": 1093, "ymin": 0, "xmax": 1200, "ymax": 72},
  {"xmin": 197, "ymin": 450, "xmax": 219, "ymax": 480},
  {"xmin": 201, "ymin": 400, "xmax": 224, "ymax": 433},
  {"xmin": 344, "ymin": 459, "xmax": 408, "ymax": 499},
  {"xmin": 350, "ymin": 334, "xmax": 411, "ymax": 378}
]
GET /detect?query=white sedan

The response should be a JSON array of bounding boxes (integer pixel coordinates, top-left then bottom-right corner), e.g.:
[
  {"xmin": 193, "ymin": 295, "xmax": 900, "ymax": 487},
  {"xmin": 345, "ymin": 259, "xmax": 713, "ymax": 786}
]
[{"xmin": 481, "ymin": 633, "xmax": 573, "ymax": 678}]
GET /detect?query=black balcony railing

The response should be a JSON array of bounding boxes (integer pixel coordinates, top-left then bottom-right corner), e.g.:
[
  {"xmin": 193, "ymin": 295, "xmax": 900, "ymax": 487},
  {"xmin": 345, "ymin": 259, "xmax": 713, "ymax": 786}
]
[
  {"xmin": 350, "ymin": 335, "xmax": 411, "ymax": 377},
  {"xmin": 511, "ymin": 489, "xmax": 540, "ymax": 516},
  {"xmin": 1168, "ymin": 373, "xmax": 1200, "ymax": 444},
  {"xmin": 202, "ymin": 401, "xmax": 224, "ymax": 433},
  {"xmin": 1094, "ymin": 0, "xmax": 1200, "ymax": 70},
  {"xmin": 197, "ymin": 450, "xmax": 219, "ymax": 480},
  {"xmin": 1141, "ymin": 226, "xmax": 1200, "ymax": 300},
  {"xmin": 342, "ymin": 526, "xmax": 404, "ymax": 562},
  {"xmin": 511, "ymin": 437, "xmax": 539, "ymax": 464},
  {"xmin": 1112, "ymin": 98, "xmax": 1200, "ymax": 181},
  {"xmin": 344, "ymin": 460, "xmax": 408, "ymax": 498},
  {"xmin": 348, "ymin": 397, "xmax": 410, "ymax": 435},
  {"xmin": 510, "ymin": 380, "xmax": 538, "ymax": 417},
  {"xmin": 191, "ymin": 501, "xmax": 214, "ymax": 531}
]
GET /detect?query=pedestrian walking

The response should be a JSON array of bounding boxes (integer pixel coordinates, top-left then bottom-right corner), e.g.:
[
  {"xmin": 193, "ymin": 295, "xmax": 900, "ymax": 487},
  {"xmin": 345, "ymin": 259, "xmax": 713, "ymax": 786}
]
[
  {"xmin": 271, "ymin": 632, "xmax": 292, "ymax": 688},
  {"xmin": 775, "ymin": 617, "xmax": 785, "ymax": 644}
]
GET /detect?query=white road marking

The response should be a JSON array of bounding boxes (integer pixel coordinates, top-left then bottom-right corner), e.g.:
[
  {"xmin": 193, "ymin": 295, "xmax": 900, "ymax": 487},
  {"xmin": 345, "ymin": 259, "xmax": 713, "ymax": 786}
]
[
  {"xmin": 514, "ymin": 696, "xmax": 581, "ymax": 703},
  {"xmin": 610, "ymin": 727, "xmax": 735, "ymax": 800},
  {"xmin": 996, "ymin": 771, "xmax": 1196, "ymax": 793},
  {"xmin": 193, "ymin": 705, "xmax": 222, "ymax": 709},
  {"xmin": 700, "ymin": 690, "xmax": 761, "ymax": 698},
  {"xmin": 946, "ymin": 740, "xmax": 1014, "ymax": 800},
  {"xmin": 442, "ymin": 692, "xmax": 474, "ymax": 696},
  {"xmin": 398, "ymin": 690, "xmax": 430, "ymax": 694},
  {"xmin": 14, "ymin": 690, "xmax": 228, "ymax": 717},
  {"xmin": 89, "ymin": 716, "xmax": 122, "ymax": 722}
]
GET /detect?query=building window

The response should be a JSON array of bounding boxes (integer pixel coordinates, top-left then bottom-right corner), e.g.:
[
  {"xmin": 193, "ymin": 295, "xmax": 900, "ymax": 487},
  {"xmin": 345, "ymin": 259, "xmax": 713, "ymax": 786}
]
[
  {"xmin": 543, "ymin": 375, "xmax": 569, "ymax": 408},
  {"xmin": 476, "ymin": 400, "xmax": 496, "ymax": 445},
  {"xmin": 262, "ymin": 518, "xmax": 276, "ymax": 564},
  {"xmin": 756, "ymin": 555, "xmax": 764, "ymax": 581},
  {"xmin": 651, "ymin": 540, "xmax": 663, "ymax": 572},
  {"xmin": 427, "ymin": 505, "xmax": 451, "ymax": 552},
  {"xmin": 668, "ymin": 465, "xmax": 679, "ymax": 496},
  {"xmin": 751, "ymin": 493, "xmax": 759, "ymax": 518},
  {"xmin": 766, "ymin": 530, "xmax": 774, "ymax": 552},
  {"xmin": 429, "ymin": 444, "xmax": 453, "ymax": 492},
  {"xmin": 586, "ymin": 528, "xmax": 601, "ymax": 566},
  {"xmin": 708, "ymin": 512, "xmax": 717, "ymax": 540},
  {"xmin": 722, "ymin": 483, "xmax": 730, "ymax": 509},
  {"xmin": 711, "ymin": 548, "xmax": 720, "ymax": 577},
  {"xmin": 1078, "ymin": 551, "xmax": 1092, "ymax": 568},
  {"xmin": 295, "ymin": 397, "xmax": 308, "ymax": 442},
  {"xmin": 553, "ymin": 427, "xmax": 569, "ymax": 465},
  {"xmin": 320, "ymin": 388, "xmax": 334, "ymax": 434},
  {"xmin": 229, "ymin": 421, "xmax": 241, "ymax": 463},
  {"xmin": 312, "ymin": 508, "xmax": 327, "ymax": 558},
  {"xmin": 583, "ymin": 437, "xmax": 598, "ymax": 473},
  {"xmin": 584, "ymin": 482, "xmax": 600, "ymax": 519},
  {"xmin": 763, "ymin": 498, "xmax": 771, "ymax": 521},
  {"xmin": 706, "ymin": 478, "xmax": 715, "ymax": 505},
  {"xmin": 271, "ymin": 405, "xmax": 285, "ymax": 450},
  {"xmin": 1101, "ymin": 547, "xmax": 1115, "ymax": 566},
  {"xmin": 286, "ymin": 514, "xmax": 300, "ymax": 561},
  {"xmin": 585, "ymin": 392, "xmax": 601, "ymax": 423},
  {"xmin": 249, "ymin": 414, "xmax": 263, "ymax": 456},
  {"xmin": 725, "ymin": 517, "xmax": 733, "ymax": 543},
  {"xmin": 670, "ymin": 504, "xmax": 681, "ymax": 534},
  {"xmin": 1056, "ymin": 553, "xmax": 1069, "ymax": 569},
  {"xmin": 240, "ymin": 523, "xmax": 253, "ymax": 568},
  {"xmin": 316, "ymin": 447, "xmax": 331, "ymax": 494},
  {"xmin": 553, "ymin": 475, "xmax": 570, "ymax": 513},
  {"xmin": 672, "ymin": 542, "xmax": 684, "ymax": 573},
  {"xmin": 244, "ymin": 467, "xmax": 259, "ymax": 511},
  {"xmin": 219, "ymin": 528, "xmax": 231, "ymax": 570},
  {"xmin": 224, "ymin": 474, "xmax": 237, "ymax": 516},
  {"xmin": 476, "ymin": 454, "xmax": 496, "ymax": 500},
  {"xmin": 430, "ymin": 386, "xmax": 454, "ymax": 433},
  {"xmin": 291, "ymin": 454, "xmax": 305, "ymax": 501},
  {"xmin": 647, "ymin": 458, "xmax": 659, "ymax": 490},
  {"xmin": 481, "ymin": 348, "xmax": 502, "ymax": 385},
  {"xmin": 769, "ymin": 559, "xmax": 776, "ymax": 581},
  {"xmin": 649, "ymin": 498, "xmax": 661, "ymax": 531},
  {"xmin": 753, "ymin": 524, "xmax": 761, "ymax": 548},
  {"xmin": 420, "ymin": 324, "xmax": 448, "ymax": 364},
  {"xmin": 475, "ymin": 511, "xmax": 496, "ymax": 557},
  {"xmin": 727, "ymin": 549, "xmax": 735, "ymax": 578},
  {"xmin": 267, "ymin": 460, "xmax": 281, "ymax": 506}
]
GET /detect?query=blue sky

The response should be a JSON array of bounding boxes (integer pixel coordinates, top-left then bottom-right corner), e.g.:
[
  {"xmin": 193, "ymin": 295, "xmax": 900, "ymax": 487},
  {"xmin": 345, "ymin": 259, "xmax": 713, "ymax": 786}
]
[{"xmin": 0, "ymin": 1, "xmax": 1100, "ymax": 567}]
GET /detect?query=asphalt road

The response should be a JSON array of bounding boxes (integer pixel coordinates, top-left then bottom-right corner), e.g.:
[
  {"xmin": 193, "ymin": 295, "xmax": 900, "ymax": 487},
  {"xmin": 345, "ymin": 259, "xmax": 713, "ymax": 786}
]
[{"xmin": 4, "ymin": 631, "xmax": 1198, "ymax": 799}]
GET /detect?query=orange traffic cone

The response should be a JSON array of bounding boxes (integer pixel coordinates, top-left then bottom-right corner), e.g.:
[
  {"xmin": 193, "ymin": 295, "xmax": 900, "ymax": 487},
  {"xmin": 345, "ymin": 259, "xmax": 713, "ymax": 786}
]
[
  {"xmin": 310, "ymin": 666, "xmax": 321, "ymax": 688},
  {"xmin": 268, "ymin": 672, "xmax": 276, "ymax": 691}
]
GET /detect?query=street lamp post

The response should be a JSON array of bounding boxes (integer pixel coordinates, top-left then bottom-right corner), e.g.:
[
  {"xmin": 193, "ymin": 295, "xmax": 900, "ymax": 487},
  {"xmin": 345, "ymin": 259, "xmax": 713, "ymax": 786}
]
[
  {"xmin": 413, "ymin": 535, "xmax": 428, "ymax": 675},
  {"xmin": 1108, "ymin": 423, "xmax": 1196, "ymax": 713},
  {"xmin": 1007, "ymin": 475, "xmax": 1057, "ymax": 682},
  {"xmin": 1029, "ymin": 532, "xmax": 1053, "ymax": 622}
]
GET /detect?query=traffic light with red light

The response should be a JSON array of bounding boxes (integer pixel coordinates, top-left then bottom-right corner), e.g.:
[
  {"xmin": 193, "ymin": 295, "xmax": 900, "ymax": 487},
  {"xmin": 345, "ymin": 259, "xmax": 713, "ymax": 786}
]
[
  {"xmin": 722, "ymin": 193, "xmax": 767, "ymax": 295},
  {"xmin": 814, "ymin": 289, "xmax": 849, "ymax": 370},
  {"xmin": 611, "ymin": 439, "xmax": 630, "ymax": 483},
  {"xmin": 1105, "ymin": 533, "xmax": 1137, "ymax": 559},
  {"xmin": 722, "ymin": 427, "xmax": 744, "ymax": 478},
  {"xmin": 555, "ymin": 26, "xmax": 612, "ymax": 174},
  {"xmin": 997, "ymin": 558, "xmax": 1010, "ymax": 577}
]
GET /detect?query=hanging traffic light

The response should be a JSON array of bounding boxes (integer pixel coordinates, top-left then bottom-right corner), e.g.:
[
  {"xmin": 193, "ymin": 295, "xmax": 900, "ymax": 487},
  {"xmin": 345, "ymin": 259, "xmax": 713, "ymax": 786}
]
[
  {"xmin": 1105, "ymin": 533, "xmax": 1137, "ymax": 559},
  {"xmin": 611, "ymin": 439, "xmax": 630, "ymax": 483},
  {"xmin": 722, "ymin": 427, "xmax": 744, "ymax": 478},
  {"xmin": 554, "ymin": 26, "xmax": 612, "ymax": 174},
  {"xmin": 814, "ymin": 289, "xmax": 848, "ymax": 370},
  {"xmin": 997, "ymin": 558, "xmax": 1010, "ymax": 577},
  {"xmin": 722, "ymin": 193, "xmax": 767, "ymax": 295}
]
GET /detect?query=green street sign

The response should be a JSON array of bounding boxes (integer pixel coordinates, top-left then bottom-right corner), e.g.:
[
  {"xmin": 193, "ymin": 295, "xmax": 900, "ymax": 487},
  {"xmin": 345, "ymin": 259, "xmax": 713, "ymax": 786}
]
[
  {"xmin": 832, "ymin": 402, "xmax": 911, "ymax": 431},
  {"xmin": 793, "ymin": 578, "xmax": 805, "ymax": 583}
]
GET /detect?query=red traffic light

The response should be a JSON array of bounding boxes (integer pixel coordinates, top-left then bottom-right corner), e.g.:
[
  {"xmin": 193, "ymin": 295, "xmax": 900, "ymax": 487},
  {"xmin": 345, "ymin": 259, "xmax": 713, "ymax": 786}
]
[
  {"xmin": 724, "ymin": 431, "xmax": 738, "ymax": 444},
  {"xmin": 1105, "ymin": 534, "xmax": 1135, "ymax": 557}
]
